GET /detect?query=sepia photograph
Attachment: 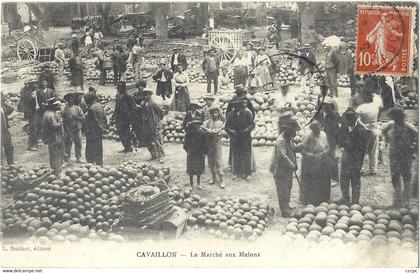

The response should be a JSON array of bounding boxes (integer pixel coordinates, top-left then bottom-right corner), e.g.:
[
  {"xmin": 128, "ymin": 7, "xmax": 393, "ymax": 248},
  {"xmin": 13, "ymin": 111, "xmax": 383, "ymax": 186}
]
[{"xmin": 0, "ymin": 1, "xmax": 418, "ymax": 269}]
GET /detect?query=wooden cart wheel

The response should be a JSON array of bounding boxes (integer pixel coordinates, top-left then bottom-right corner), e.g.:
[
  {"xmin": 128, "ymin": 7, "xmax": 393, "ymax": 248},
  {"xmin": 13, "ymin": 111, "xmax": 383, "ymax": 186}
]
[
  {"xmin": 212, "ymin": 35, "xmax": 237, "ymax": 62},
  {"xmin": 218, "ymin": 48, "xmax": 237, "ymax": 61},
  {"xmin": 17, "ymin": 39, "xmax": 38, "ymax": 60}
]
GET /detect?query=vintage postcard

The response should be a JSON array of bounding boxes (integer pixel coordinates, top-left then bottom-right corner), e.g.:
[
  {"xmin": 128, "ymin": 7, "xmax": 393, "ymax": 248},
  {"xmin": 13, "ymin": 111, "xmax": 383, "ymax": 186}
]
[{"xmin": 0, "ymin": 1, "xmax": 418, "ymax": 270}]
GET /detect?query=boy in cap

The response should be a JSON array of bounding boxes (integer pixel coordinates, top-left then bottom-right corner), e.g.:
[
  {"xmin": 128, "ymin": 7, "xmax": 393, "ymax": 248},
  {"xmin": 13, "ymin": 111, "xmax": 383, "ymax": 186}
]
[
  {"xmin": 62, "ymin": 92, "xmax": 85, "ymax": 163},
  {"xmin": 203, "ymin": 106, "xmax": 225, "ymax": 188},
  {"xmin": 201, "ymin": 94, "xmax": 224, "ymax": 122},
  {"xmin": 382, "ymin": 107, "xmax": 418, "ymax": 207},
  {"xmin": 225, "ymin": 97, "xmax": 255, "ymax": 181},
  {"xmin": 226, "ymin": 84, "xmax": 255, "ymax": 118},
  {"xmin": 42, "ymin": 97, "xmax": 65, "ymax": 176},
  {"xmin": 270, "ymin": 118, "xmax": 300, "ymax": 217},
  {"xmin": 336, "ymin": 108, "xmax": 368, "ymax": 204},
  {"xmin": 182, "ymin": 101, "xmax": 203, "ymax": 130},
  {"xmin": 183, "ymin": 118, "xmax": 208, "ymax": 190}
]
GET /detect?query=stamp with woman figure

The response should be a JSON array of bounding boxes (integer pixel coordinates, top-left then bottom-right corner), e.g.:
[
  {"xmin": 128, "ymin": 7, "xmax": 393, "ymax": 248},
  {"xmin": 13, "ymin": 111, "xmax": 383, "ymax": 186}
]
[{"xmin": 355, "ymin": 5, "xmax": 416, "ymax": 76}]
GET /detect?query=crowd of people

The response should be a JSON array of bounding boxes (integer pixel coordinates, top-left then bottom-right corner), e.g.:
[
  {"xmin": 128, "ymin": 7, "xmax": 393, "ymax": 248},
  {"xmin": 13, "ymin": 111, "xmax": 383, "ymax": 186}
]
[{"xmin": 1, "ymin": 31, "xmax": 418, "ymax": 218}]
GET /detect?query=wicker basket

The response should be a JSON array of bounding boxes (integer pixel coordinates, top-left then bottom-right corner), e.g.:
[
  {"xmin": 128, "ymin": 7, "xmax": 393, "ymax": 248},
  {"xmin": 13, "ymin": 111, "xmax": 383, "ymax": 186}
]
[{"xmin": 13, "ymin": 170, "xmax": 53, "ymax": 192}]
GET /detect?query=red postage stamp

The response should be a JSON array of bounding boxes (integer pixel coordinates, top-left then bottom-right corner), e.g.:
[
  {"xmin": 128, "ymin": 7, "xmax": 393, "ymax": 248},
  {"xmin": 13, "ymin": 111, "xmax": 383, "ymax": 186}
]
[{"xmin": 355, "ymin": 5, "xmax": 416, "ymax": 76}]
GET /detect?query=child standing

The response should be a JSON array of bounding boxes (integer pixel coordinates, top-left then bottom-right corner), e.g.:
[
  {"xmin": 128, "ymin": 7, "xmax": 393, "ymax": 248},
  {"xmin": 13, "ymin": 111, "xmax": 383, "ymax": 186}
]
[
  {"xmin": 183, "ymin": 119, "xmax": 208, "ymax": 190},
  {"xmin": 203, "ymin": 106, "xmax": 225, "ymax": 188}
]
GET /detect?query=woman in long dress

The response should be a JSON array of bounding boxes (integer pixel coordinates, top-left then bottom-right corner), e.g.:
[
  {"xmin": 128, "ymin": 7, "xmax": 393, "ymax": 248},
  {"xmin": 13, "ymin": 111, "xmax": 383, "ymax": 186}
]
[
  {"xmin": 255, "ymin": 47, "xmax": 273, "ymax": 89},
  {"xmin": 301, "ymin": 120, "xmax": 332, "ymax": 205},
  {"xmin": 232, "ymin": 50, "xmax": 249, "ymax": 87},
  {"xmin": 170, "ymin": 65, "xmax": 191, "ymax": 112}
]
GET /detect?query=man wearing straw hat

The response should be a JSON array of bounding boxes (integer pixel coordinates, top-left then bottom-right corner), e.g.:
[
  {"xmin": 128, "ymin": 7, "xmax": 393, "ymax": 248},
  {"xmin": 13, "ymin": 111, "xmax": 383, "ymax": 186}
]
[
  {"xmin": 270, "ymin": 118, "xmax": 300, "ymax": 217},
  {"xmin": 42, "ymin": 97, "xmax": 65, "ymax": 176}
]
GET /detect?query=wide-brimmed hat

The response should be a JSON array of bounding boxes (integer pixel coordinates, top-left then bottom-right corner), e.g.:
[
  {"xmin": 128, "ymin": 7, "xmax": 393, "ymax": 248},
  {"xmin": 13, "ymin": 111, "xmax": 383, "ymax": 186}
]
[
  {"xmin": 203, "ymin": 94, "xmax": 215, "ymax": 101},
  {"xmin": 207, "ymin": 47, "xmax": 216, "ymax": 53},
  {"xmin": 63, "ymin": 92, "xmax": 76, "ymax": 102},
  {"xmin": 188, "ymin": 102, "xmax": 201, "ymax": 109},
  {"xmin": 88, "ymin": 87, "xmax": 97, "ymax": 93},
  {"xmin": 25, "ymin": 76, "xmax": 37, "ymax": 85},
  {"xmin": 142, "ymin": 89, "xmax": 153, "ymax": 95},
  {"xmin": 302, "ymin": 43, "xmax": 311, "ymax": 49},
  {"xmin": 56, "ymin": 42, "xmax": 64, "ymax": 48},
  {"xmin": 46, "ymin": 97, "xmax": 60, "ymax": 108},
  {"xmin": 280, "ymin": 118, "xmax": 300, "ymax": 131},
  {"xmin": 342, "ymin": 108, "xmax": 359, "ymax": 123}
]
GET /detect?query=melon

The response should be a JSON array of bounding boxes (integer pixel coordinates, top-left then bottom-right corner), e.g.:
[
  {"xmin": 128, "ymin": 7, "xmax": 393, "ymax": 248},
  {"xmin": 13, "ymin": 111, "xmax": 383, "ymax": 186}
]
[
  {"xmin": 402, "ymin": 224, "xmax": 415, "ymax": 232},
  {"xmin": 373, "ymin": 229, "xmax": 386, "ymax": 236},
  {"xmin": 388, "ymin": 210, "xmax": 402, "ymax": 221},
  {"xmin": 350, "ymin": 204, "xmax": 362, "ymax": 211},
  {"xmin": 386, "ymin": 231, "xmax": 401, "ymax": 239},
  {"xmin": 334, "ymin": 222, "xmax": 348, "ymax": 232},
  {"xmin": 314, "ymin": 212, "xmax": 328, "ymax": 226},
  {"xmin": 387, "ymin": 222, "xmax": 403, "ymax": 233},
  {"xmin": 402, "ymin": 215, "xmax": 414, "ymax": 225},
  {"xmin": 349, "ymin": 225, "xmax": 362, "ymax": 232},
  {"xmin": 321, "ymin": 226, "xmax": 335, "ymax": 236}
]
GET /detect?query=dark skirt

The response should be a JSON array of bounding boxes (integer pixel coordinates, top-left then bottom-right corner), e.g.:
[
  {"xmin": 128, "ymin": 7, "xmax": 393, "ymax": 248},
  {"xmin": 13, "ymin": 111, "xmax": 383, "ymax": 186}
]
[
  {"xmin": 170, "ymin": 86, "xmax": 191, "ymax": 112},
  {"xmin": 187, "ymin": 152, "xmax": 205, "ymax": 175},
  {"xmin": 70, "ymin": 69, "xmax": 84, "ymax": 87}
]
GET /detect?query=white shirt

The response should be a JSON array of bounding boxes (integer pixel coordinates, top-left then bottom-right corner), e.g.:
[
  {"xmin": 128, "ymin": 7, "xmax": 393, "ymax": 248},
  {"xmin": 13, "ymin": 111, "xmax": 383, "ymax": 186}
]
[
  {"xmin": 85, "ymin": 35, "xmax": 93, "ymax": 46},
  {"xmin": 356, "ymin": 94, "xmax": 383, "ymax": 124},
  {"xmin": 173, "ymin": 53, "xmax": 179, "ymax": 65}
]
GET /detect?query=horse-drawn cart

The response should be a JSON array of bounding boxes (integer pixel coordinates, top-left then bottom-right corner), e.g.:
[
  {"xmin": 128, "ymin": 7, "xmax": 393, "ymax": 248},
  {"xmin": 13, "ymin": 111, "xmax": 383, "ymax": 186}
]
[
  {"xmin": 208, "ymin": 29, "xmax": 252, "ymax": 61},
  {"xmin": 15, "ymin": 31, "xmax": 60, "ymax": 62}
]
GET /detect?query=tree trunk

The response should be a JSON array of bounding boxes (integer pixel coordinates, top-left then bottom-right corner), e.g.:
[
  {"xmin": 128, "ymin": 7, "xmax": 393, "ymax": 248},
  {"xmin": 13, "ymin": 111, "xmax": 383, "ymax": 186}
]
[
  {"xmin": 26, "ymin": 3, "xmax": 49, "ymax": 30},
  {"xmin": 298, "ymin": 2, "xmax": 323, "ymax": 44},
  {"xmin": 150, "ymin": 3, "xmax": 169, "ymax": 40},
  {"xmin": 96, "ymin": 3, "xmax": 112, "ymax": 36}
]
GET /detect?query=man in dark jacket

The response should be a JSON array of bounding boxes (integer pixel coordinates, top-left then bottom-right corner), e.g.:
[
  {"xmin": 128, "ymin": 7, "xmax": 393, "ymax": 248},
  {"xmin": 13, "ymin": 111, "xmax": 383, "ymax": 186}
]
[
  {"xmin": 84, "ymin": 93, "xmax": 107, "ymax": 166},
  {"xmin": 1, "ymin": 93, "xmax": 14, "ymax": 165},
  {"xmin": 36, "ymin": 78, "xmax": 56, "ymax": 141},
  {"xmin": 171, "ymin": 47, "xmax": 188, "ymax": 73},
  {"xmin": 153, "ymin": 61, "xmax": 173, "ymax": 101},
  {"xmin": 325, "ymin": 46, "xmax": 339, "ymax": 97},
  {"xmin": 298, "ymin": 44, "xmax": 316, "ymax": 75},
  {"xmin": 226, "ymin": 84, "xmax": 255, "ymax": 118},
  {"xmin": 202, "ymin": 48, "xmax": 219, "ymax": 94},
  {"xmin": 42, "ymin": 97, "xmax": 65, "ymax": 176},
  {"xmin": 112, "ymin": 45, "xmax": 127, "ymax": 85},
  {"xmin": 113, "ymin": 82, "xmax": 134, "ymax": 153},
  {"xmin": 336, "ymin": 108, "xmax": 368, "ymax": 204},
  {"xmin": 225, "ymin": 97, "xmax": 255, "ymax": 181},
  {"xmin": 139, "ymin": 89, "xmax": 165, "ymax": 162},
  {"xmin": 20, "ymin": 77, "xmax": 39, "ymax": 150}
]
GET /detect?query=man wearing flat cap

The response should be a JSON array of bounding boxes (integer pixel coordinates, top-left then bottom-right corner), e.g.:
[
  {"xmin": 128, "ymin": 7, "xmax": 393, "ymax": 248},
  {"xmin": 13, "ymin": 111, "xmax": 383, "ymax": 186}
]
[
  {"xmin": 382, "ymin": 107, "xmax": 418, "ymax": 207},
  {"xmin": 42, "ymin": 97, "xmax": 65, "ymax": 176},
  {"xmin": 270, "ymin": 118, "xmax": 300, "ymax": 217},
  {"xmin": 182, "ymin": 101, "xmax": 203, "ymax": 130},
  {"xmin": 336, "ymin": 108, "xmax": 368, "ymax": 204},
  {"xmin": 225, "ymin": 96, "xmax": 255, "ymax": 181},
  {"xmin": 19, "ymin": 76, "xmax": 39, "ymax": 150}
]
